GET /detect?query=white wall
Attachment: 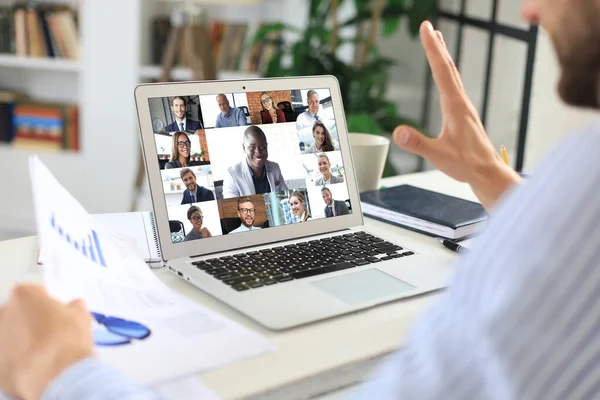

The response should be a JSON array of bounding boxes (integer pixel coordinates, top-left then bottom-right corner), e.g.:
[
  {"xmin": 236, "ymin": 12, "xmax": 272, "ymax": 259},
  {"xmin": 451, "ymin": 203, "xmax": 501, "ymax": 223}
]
[{"xmin": 524, "ymin": 29, "xmax": 598, "ymax": 170}]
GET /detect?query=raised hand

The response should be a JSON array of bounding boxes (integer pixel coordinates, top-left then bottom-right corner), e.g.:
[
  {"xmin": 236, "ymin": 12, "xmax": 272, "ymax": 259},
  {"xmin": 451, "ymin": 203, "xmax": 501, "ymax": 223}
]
[{"xmin": 393, "ymin": 21, "xmax": 521, "ymax": 209}]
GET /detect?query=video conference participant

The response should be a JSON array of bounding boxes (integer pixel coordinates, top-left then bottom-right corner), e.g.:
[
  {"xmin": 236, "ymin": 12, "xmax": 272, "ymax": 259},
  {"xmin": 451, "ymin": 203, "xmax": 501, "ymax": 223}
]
[
  {"xmin": 222, "ymin": 125, "xmax": 288, "ymax": 198},
  {"xmin": 289, "ymin": 191, "xmax": 310, "ymax": 222},
  {"xmin": 185, "ymin": 205, "xmax": 212, "ymax": 241},
  {"xmin": 321, "ymin": 187, "xmax": 349, "ymax": 217},
  {"xmin": 304, "ymin": 120, "xmax": 335, "ymax": 153},
  {"xmin": 180, "ymin": 168, "xmax": 215, "ymax": 204},
  {"xmin": 165, "ymin": 132, "xmax": 192, "ymax": 169},
  {"xmin": 315, "ymin": 154, "xmax": 343, "ymax": 186},
  {"xmin": 215, "ymin": 94, "xmax": 247, "ymax": 128},
  {"xmin": 260, "ymin": 91, "xmax": 286, "ymax": 124},
  {"xmin": 165, "ymin": 96, "xmax": 203, "ymax": 132},
  {"xmin": 295, "ymin": 89, "xmax": 320, "ymax": 130},
  {"xmin": 230, "ymin": 197, "xmax": 262, "ymax": 233}
]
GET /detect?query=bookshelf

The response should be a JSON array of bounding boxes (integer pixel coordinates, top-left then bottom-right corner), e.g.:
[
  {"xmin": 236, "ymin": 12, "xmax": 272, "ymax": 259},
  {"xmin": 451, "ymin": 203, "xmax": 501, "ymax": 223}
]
[
  {"xmin": 0, "ymin": 0, "xmax": 301, "ymax": 235},
  {"xmin": 0, "ymin": 54, "xmax": 80, "ymax": 72}
]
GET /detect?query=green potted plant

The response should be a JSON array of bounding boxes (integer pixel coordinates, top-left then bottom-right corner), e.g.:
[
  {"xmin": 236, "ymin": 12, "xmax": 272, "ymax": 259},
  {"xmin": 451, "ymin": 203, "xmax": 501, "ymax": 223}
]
[
  {"xmin": 253, "ymin": 0, "xmax": 435, "ymax": 176},
  {"xmin": 191, "ymin": 152, "xmax": 201, "ymax": 162}
]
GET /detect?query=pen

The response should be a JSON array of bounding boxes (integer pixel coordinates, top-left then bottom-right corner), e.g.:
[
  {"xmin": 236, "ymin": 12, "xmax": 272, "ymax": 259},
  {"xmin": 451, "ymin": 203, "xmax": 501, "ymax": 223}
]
[
  {"xmin": 435, "ymin": 237, "xmax": 470, "ymax": 254},
  {"xmin": 500, "ymin": 144, "xmax": 510, "ymax": 166}
]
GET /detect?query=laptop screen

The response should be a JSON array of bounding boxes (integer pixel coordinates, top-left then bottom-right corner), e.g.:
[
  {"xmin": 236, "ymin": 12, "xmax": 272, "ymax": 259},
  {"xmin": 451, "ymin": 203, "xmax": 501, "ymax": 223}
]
[{"xmin": 148, "ymin": 89, "xmax": 353, "ymax": 244}]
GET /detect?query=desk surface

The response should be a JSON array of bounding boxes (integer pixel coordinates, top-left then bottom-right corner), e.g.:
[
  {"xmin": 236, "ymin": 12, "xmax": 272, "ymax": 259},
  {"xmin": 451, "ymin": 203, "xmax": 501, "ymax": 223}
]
[{"xmin": 0, "ymin": 171, "xmax": 477, "ymax": 399}]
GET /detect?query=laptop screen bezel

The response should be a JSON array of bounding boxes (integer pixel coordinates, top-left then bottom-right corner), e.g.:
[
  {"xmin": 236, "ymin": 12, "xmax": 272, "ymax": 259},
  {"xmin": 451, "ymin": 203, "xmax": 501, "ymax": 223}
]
[{"xmin": 134, "ymin": 76, "xmax": 364, "ymax": 261}]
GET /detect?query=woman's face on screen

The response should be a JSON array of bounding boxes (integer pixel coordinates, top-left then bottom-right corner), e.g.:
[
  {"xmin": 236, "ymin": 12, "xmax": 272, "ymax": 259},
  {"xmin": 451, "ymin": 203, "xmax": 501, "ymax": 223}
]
[
  {"xmin": 318, "ymin": 157, "xmax": 330, "ymax": 174},
  {"xmin": 289, "ymin": 196, "xmax": 304, "ymax": 216},
  {"xmin": 177, "ymin": 134, "xmax": 190, "ymax": 158},
  {"xmin": 260, "ymin": 95, "xmax": 273, "ymax": 110},
  {"xmin": 313, "ymin": 126, "xmax": 325, "ymax": 147}
]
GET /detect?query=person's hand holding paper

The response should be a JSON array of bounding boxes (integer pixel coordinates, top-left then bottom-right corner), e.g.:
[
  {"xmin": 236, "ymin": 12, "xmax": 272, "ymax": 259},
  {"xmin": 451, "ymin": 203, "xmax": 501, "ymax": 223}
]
[
  {"xmin": 0, "ymin": 285, "xmax": 92, "ymax": 400},
  {"xmin": 392, "ymin": 21, "xmax": 521, "ymax": 210}
]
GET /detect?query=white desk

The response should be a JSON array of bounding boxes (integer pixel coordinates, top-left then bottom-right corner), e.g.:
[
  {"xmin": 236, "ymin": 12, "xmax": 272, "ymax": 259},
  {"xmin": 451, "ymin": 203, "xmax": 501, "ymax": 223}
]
[{"xmin": 0, "ymin": 171, "xmax": 477, "ymax": 399}]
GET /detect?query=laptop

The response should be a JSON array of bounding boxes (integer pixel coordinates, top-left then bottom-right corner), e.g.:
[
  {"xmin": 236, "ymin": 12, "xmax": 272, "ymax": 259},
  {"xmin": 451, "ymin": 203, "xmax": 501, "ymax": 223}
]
[{"xmin": 134, "ymin": 76, "xmax": 453, "ymax": 330}]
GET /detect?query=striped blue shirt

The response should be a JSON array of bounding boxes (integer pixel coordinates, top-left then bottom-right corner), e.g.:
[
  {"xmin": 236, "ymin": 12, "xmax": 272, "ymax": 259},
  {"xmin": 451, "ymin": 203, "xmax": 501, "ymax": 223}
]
[
  {"xmin": 37, "ymin": 120, "xmax": 600, "ymax": 399},
  {"xmin": 356, "ymin": 120, "xmax": 600, "ymax": 399}
]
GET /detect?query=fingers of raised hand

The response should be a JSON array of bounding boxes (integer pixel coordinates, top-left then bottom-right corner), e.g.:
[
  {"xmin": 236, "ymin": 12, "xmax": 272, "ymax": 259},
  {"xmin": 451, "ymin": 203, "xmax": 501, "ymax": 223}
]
[{"xmin": 420, "ymin": 21, "xmax": 466, "ymax": 109}]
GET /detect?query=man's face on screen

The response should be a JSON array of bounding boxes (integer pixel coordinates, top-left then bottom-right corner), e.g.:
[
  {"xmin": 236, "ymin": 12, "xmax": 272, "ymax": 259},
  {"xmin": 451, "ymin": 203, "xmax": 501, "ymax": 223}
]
[
  {"xmin": 521, "ymin": 0, "xmax": 600, "ymax": 108},
  {"xmin": 182, "ymin": 172, "xmax": 197, "ymax": 192},
  {"xmin": 237, "ymin": 201, "xmax": 256, "ymax": 227},
  {"xmin": 172, "ymin": 99, "xmax": 186, "ymax": 120},
  {"xmin": 322, "ymin": 190, "xmax": 332, "ymax": 206},
  {"xmin": 217, "ymin": 95, "xmax": 230, "ymax": 114},
  {"xmin": 308, "ymin": 94, "xmax": 320, "ymax": 115},
  {"xmin": 243, "ymin": 132, "xmax": 268, "ymax": 170}
]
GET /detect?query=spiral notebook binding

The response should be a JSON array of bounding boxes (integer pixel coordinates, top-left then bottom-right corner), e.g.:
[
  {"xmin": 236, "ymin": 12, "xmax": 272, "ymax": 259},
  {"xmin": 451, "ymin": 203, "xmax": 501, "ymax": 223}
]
[{"xmin": 149, "ymin": 211, "xmax": 162, "ymax": 257}]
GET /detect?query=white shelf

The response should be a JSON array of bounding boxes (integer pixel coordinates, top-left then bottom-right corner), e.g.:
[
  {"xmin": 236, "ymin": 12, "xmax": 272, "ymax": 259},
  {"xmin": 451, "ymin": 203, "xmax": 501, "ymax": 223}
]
[
  {"xmin": 0, "ymin": 54, "xmax": 80, "ymax": 73},
  {"xmin": 139, "ymin": 65, "xmax": 259, "ymax": 81}
]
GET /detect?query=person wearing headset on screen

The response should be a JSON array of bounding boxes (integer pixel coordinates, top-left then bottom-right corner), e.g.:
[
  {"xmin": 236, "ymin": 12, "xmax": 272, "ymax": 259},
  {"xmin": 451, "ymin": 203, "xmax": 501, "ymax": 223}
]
[
  {"xmin": 314, "ymin": 154, "xmax": 343, "ymax": 186},
  {"xmin": 184, "ymin": 206, "xmax": 212, "ymax": 241},
  {"xmin": 222, "ymin": 125, "xmax": 288, "ymax": 198},
  {"xmin": 180, "ymin": 168, "xmax": 215, "ymax": 204},
  {"xmin": 164, "ymin": 132, "xmax": 192, "ymax": 169},
  {"xmin": 164, "ymin": 96, "xmax": 203, "ymax": 132},
  {"xmin": 259, "ymin": 92, "xmax": 286, "ymax": 124},
  {"xmin": 321, "ymin": 187, "xmax": 349, "ymax": 217},
  {"xmin": 304, "ymin": 120, "xmax": 335, "ymax": 154},
  {"xmin": 215, "ymin": 94, "xmax": 247, "ymax": 128}
]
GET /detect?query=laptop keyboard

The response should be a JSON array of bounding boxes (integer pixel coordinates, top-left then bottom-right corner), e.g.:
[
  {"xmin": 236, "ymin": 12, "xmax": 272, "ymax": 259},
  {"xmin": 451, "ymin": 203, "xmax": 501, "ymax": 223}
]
[{"xmin": 191, "ymin": 231, "xmax": 414, "ymax": 292}]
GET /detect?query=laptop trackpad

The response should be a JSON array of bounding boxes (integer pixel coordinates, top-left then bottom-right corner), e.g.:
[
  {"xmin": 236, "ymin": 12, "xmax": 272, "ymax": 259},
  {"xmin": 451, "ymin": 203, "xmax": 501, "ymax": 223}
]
[{"xmin": 311, "ymin": 269, "xmax": 416, "ymax": 306}]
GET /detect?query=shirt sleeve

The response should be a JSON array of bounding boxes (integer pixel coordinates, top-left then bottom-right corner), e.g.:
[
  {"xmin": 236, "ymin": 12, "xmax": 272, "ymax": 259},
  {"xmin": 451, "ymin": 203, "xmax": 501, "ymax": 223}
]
[
  {"xmin": 351, "ymin": 127, "xmax": 600, "ymax": 400},
  {"xmin": 42, "ymin": 357, "xmax": 160, "ymax": 400},
  {"xmin": 237, "ymin": 108, "xmax": 247, "ymax": 126}
]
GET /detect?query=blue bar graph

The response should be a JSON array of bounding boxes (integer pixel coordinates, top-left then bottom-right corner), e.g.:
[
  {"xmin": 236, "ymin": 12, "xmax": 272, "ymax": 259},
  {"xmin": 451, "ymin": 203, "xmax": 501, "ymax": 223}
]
[{"xmin": 50, "ymin": 213, "xmax": 107, "ymax": 268}]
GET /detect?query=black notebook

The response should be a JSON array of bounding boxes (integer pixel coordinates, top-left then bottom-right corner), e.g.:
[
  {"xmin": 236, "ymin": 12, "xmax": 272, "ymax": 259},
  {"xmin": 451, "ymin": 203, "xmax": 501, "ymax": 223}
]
[{"xmin": 360, "ymin": 184, "xmax": 487, "ymax": 240}]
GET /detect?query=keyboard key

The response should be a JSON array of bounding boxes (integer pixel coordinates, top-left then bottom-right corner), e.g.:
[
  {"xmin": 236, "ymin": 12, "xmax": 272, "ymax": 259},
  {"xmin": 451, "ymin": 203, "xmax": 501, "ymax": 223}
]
[
  {"xmin": 223, "ymin": 276, "xmax": 255, "ymax": 286},
  {"xmin": 215, "ymin": 271, "xmax": 240, "ymax": 280},
  {"xmin": 372, "ymin": 241, "xmax": 394, "ymax": 248},
  {"xmin": 247, "ymin": 281, "xmax": 264, "ymax": 289},
  {"xmin": 392, "ymin": 254, "xmax": 404, "ymax": 258},
  {"xmin": 375, "ymin": 246, "xmax": 403, "ymax": 254},
  {"xmin": 351, "ymin": 259, "xmax": 371, "ymax": 266},
  {"xmin": 274, "ymin": 275, "xmax": 294, "ymax": 282},
  {"xmin": 232, "ymin": 284, "xmax": 249, "ymax": 291},
  {"xmin": 366, "ymin": 256, "xmax": 382, "ymax": 263},
  {"xmin": 262, "ymin": 279, "xmax": 278, "ymax": 285},
  {"xmin": 291, "ymin": 262, "xmax": 355, "ymax": 279},
  {"xmin": 381, "ymin": 256, "xmax": 394, "ymax": 261},
  {"xmin": 402, "ymin": 251, "xmax": 415, "ymax": 256}
]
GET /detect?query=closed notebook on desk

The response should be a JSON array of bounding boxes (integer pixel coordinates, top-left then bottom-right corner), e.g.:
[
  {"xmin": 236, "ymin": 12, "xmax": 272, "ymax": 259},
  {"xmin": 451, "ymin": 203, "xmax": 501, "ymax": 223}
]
[{"xmin": 360, "ymin": 184, "xmax": 487, "ymax": 240}]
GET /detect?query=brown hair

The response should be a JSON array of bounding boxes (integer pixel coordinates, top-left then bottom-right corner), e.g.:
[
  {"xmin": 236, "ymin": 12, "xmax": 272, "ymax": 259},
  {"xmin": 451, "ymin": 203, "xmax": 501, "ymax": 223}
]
[
  {"xmin": 187, "ymin": 205, "xmax": 202, "ymax": 220},
  {"xmin": 237, "ymin": 196, "xmax": 254, "ymax": 209},
  {"xmin": 171, "ymin": 96, "xmax": 186, "ymax": 106},
  {"xmin": 170, "ymin": 131, "xmax": 190, "ymax": 166},
  {"xmin": 180, "ymin": 168, "xmax": 195, "ymax": 179},
  {"xmin": 312, "ymin": 120, "xmax": 334, "ymax": 152}
]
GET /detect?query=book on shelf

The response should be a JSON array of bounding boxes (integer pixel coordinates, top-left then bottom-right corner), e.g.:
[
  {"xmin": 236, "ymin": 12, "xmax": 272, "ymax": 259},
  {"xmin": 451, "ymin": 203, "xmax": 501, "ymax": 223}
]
[
  {"xmin": 149, "ymin": 17, "xmax": 280, "ymax": 76},
  {"xmin": 0, "ymin": 2, "xmax": 79, "ymax": 60},
  {"xmin": 360, "ymin": 184, "xmax": 488, "ymax": 240},
  {"xmin": 10, "ymin": 99, "xmax": 79, "ymax": 151}
]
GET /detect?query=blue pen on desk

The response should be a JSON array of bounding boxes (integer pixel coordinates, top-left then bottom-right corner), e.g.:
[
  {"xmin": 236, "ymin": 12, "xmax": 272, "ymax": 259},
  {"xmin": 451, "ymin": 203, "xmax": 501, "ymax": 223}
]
[{"xmin": 435, "ymin": 237, "xmax": 470, "ymax": 254}]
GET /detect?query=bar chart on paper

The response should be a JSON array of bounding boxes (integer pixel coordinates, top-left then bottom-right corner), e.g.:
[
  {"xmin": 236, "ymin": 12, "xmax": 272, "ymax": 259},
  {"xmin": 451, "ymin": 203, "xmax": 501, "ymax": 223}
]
[{"xmin": 50, "ymin": 212, "xmax": 107, "ymax": 267}]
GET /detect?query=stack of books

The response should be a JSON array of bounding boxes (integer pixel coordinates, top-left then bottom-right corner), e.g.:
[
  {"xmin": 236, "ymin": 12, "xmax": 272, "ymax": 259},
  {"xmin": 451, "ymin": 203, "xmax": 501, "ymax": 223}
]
[{"xmin": 0, "ymin": 91, "xmax": 79, "ymax": 151}]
